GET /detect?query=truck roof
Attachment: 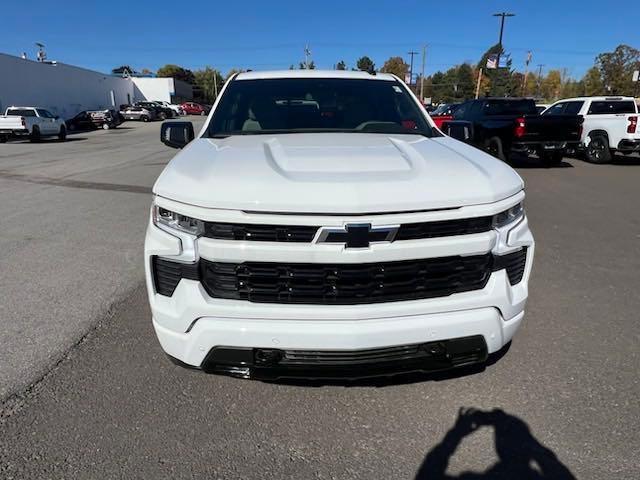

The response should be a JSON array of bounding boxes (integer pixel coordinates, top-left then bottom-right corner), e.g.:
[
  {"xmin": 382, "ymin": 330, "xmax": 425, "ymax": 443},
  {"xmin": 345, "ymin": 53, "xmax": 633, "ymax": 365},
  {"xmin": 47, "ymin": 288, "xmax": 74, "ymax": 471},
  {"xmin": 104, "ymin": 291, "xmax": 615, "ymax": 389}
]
[
  {"xmin": 555, "ymin": 96, "xmax": 637, "ymax": 102},
  {"xmin": 235, "ymin": 70, "xmax": 398, "ymax": 81}
]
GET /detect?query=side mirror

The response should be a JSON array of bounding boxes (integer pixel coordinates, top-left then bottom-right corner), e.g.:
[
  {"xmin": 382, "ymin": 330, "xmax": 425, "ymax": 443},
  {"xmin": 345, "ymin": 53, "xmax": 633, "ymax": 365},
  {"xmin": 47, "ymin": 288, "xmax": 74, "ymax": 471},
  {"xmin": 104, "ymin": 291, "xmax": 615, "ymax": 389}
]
[
  {"xmin": 160, "ymin": 121, "xmax": 195, "ymax": 149},
  {"xmin": 442, "ymin": 122, "xmax": 471, "ymax": 142}
]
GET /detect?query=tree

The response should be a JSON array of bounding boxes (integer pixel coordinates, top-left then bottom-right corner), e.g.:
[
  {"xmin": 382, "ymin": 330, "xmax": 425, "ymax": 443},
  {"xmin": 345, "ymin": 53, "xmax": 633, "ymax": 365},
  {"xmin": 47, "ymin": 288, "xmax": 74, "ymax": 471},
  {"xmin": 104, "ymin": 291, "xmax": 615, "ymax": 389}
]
[
  {"xmin": 582, "ymin": 66, "xmax": 604, "ymax": 96},
  {"xmin": 541, "ymin": 70, "xmax": 562, "ymax": 101},
  {"xmin": 194, "ymin": 67, "xmax": 224, "ymax": 103},
  {"xmin": 336, "ymin": 60, "xmax": 346, "ymax": 70},
  {"xmin": 356, "ymin": 56, "xmax": 375, "ymax": 73},
  {"xmin": 380, "ymin": 56, "xmax": 409, "ymax": 79},
  {"xmin": 140, "ymin": 68, "xmax": 153, "ymax": 75},
  {"xmin": 596, "ymin": 44, "xmax": 640, "ymax": 95},
  {"xmin": 156, "ymin": 64, "xmax": 195, "ymax": 84},
  {"xmin": 477, "ymin": 44, "xmax": 513, "ymax": 97},
  {"xmin": 112, "ymin": 65, "xmax": 134, "ymax": 75},
  {"xmin": 299, "ymin": 61, "xmax": 316, "ymax": 69},
  {"xmin": 226, "ymin": 68, "xmax": 243, "ymax": 79}
]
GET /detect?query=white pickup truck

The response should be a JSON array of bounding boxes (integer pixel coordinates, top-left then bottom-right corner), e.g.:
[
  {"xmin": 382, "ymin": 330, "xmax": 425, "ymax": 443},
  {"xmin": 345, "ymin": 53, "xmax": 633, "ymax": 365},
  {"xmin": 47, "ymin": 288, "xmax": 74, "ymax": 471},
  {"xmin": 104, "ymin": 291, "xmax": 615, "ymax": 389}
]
[
  {"xmin": 0, "ymin": 107, "xmax": 67, "ymax": 143},
  {"xmin": 543, "ymin": 96, "xmax": 639, "ymax": 163}
]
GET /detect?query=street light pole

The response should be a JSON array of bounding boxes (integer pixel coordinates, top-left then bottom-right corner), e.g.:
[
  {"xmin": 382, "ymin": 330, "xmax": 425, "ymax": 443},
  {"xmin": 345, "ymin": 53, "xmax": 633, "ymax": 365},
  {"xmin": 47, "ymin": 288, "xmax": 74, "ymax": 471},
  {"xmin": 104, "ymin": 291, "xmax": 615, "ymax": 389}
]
[
  {"xmin": 407, "ymin": 51, "xmax": 418, "ymax": 89},
  {"xmin": 492, "ymin": 12, "xmax": 515, "ymax": 68},
  {"xmin": 420, "ymin": 44, "xmax": 427, "ymax": 101}
]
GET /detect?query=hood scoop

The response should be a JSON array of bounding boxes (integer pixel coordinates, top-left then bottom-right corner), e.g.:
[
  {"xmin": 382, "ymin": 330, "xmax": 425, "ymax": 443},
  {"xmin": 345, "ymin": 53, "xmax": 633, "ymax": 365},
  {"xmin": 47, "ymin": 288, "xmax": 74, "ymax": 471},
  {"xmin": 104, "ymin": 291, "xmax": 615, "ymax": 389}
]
[{"xmin": 262, "ymin": 136, "xmax": 422, "ymax": 182}]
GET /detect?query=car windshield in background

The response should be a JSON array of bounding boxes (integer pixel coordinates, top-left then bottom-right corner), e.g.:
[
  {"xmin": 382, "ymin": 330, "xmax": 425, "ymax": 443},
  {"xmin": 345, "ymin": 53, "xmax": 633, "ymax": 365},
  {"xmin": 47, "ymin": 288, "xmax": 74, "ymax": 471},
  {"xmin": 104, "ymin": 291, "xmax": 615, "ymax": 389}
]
[
  {"xmin": 483, "ymin": 100, "xmax": 538, "ymax": 116},
  {"xmin": 206, "ymin": 78, "xmax": 434, "ymax": 137}
]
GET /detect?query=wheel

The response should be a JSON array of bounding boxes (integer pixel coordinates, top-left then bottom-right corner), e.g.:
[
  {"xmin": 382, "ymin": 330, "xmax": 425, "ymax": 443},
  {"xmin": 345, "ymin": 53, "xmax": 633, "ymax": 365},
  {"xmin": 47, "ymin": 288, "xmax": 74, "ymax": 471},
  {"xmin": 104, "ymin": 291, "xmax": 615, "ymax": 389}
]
[
  {"xmin": 30, "ymin": 126, "xmax": 41, "ymax": 143},
  {"xmin": 158, "ymin": 112, "xmax": 167, "ymax": 120},
  {"xmin": 58, "ymin": 126, "xmax": 67, "ymax": 142},
  {"xmin": 484, "ymin": 136, "xmax": 506, "ymax": 161},
  {"xmin": 541, "ymin": 151, "xmax": 564, "ymax": 167},
  {"xmin": 68, "ymin": 124, "xmax": 75, "ymax": 132},
  {"xmin": 584, "ymin": 134, "xmax": 611, "ymax": 164},
  {"xmin": 0, "ymin": 134, "xmax": 8, "ymax": 143},
  {"xmin": 102, "ymin": 123, "xmax": 110, "ymax": 130},
  {"xmin": 141, "ymin": 115, "xmax": 149, "ymax": 122}
]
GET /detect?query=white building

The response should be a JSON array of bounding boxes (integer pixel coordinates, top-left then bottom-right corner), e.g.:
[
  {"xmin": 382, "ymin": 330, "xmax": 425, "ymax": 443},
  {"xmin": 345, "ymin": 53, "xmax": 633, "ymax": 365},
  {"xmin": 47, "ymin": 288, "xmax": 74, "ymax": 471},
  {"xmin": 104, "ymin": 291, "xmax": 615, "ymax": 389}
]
[{"xmin": 0, "ymin": 53, "xmax": 192, "ymax": 119}]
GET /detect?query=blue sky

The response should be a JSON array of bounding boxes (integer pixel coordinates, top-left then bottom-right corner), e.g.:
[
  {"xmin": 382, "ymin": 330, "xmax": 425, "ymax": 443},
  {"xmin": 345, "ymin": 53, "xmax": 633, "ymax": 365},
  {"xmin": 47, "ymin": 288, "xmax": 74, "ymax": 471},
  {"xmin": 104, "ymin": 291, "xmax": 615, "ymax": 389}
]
[{"xmin": 2, "ymin": 0, "xmax": 637, "ymax": 79}]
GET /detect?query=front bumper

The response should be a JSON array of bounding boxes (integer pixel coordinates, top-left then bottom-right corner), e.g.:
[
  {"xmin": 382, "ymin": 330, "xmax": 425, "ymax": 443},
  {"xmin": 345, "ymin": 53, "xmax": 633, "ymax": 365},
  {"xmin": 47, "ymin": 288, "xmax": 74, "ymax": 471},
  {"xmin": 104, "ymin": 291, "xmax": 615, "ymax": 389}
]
[{"xmin": 144, "ymin": 195, "xmax": 534, "ymax": 377}]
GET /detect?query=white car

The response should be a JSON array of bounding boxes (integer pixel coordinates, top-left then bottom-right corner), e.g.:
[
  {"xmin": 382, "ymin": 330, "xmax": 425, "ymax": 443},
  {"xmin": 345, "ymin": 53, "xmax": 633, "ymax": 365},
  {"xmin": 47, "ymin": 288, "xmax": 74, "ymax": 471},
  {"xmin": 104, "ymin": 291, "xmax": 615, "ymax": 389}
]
[
  {"xmin": 0, "ymin": 107, "xmax": 67, "ymax": 142},
  {"xmin": 153, "ymin": 100, "xmax": 184, "ymax": 116},
  {"xmin": 543, "ymin": 96, "xmax": 640, "ymax": 163},
  {"xmin": 145, "ymin": 70, "xmax": 534, "ymax": 379}
]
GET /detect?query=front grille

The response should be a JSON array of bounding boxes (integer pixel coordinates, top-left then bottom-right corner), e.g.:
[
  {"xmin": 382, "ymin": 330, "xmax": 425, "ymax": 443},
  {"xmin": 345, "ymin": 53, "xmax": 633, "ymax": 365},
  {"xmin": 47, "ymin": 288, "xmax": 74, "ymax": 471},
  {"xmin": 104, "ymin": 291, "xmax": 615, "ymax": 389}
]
[
  {"xmin": 395, "ymin": 216, "xmax": 493, "ymax": 240},
  {"xmin": 199, "ymin": 254, "xmax": 493, "ymax": 305},
  {"xmin": 204, "ymin": 222, "xmax": 318, "ymax": 242},
  {"xmin": 282, "ymin": 344, "xmax": 424, "ymax": 365},
  {"xmin": 202, "ymin": 216, "xmax": 493, "ymax": 243}
]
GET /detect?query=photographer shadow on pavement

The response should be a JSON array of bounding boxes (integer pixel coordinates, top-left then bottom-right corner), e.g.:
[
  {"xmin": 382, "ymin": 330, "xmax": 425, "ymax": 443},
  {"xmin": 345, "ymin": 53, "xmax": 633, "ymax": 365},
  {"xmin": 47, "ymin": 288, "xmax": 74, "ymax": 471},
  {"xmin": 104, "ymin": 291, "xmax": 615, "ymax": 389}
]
[{"xmin": 415, "ymin": 408, "xmax": 576, "ymax": 480}]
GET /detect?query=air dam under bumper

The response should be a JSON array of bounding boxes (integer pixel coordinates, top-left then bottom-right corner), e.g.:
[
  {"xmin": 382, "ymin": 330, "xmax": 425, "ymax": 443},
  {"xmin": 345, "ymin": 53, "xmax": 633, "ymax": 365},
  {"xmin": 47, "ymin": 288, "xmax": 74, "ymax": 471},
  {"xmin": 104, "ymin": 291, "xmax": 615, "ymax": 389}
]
[{"xmin": 152, "ymin": 306, "xmax": 523, "ymax": 378}]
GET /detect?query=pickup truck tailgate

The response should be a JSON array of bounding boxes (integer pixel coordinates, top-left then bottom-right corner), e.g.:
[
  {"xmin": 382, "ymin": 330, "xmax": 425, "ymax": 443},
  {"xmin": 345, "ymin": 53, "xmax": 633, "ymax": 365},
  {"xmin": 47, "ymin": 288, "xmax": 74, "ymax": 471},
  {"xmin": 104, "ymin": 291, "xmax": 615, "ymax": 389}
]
[
  {"xmin": 522, "ymin": 114, "xmax": 583, "ymax": 142},
  {"xmin": 0, "ymin": 116, "xmax": 26, "ymax": 132}
]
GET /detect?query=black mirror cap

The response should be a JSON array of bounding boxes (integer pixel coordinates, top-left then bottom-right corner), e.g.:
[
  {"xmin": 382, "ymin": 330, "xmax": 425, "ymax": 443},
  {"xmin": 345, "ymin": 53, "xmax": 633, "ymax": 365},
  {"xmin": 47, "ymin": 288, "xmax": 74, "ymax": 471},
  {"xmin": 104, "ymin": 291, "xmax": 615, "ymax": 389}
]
[{"xmin": 161, "ymin": 121, "xmax": 195, "ymax": 149}]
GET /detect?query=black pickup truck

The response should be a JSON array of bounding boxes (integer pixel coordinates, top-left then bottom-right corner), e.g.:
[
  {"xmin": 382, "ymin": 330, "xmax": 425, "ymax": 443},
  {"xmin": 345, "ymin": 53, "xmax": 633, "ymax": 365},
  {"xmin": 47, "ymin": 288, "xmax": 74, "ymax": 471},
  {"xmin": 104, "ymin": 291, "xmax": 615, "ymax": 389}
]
[{"xmin": 441, "ymin": 98, "xmax": 583, "ymax": 166}]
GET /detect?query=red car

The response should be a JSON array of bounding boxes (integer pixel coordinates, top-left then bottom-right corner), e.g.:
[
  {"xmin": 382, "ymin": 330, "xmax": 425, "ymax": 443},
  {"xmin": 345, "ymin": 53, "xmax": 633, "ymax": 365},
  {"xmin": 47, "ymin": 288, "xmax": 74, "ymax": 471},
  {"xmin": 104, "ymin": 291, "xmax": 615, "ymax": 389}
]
[{"xmin": 179, "ymin": 102, "xmax": 209, "ymax": 116}]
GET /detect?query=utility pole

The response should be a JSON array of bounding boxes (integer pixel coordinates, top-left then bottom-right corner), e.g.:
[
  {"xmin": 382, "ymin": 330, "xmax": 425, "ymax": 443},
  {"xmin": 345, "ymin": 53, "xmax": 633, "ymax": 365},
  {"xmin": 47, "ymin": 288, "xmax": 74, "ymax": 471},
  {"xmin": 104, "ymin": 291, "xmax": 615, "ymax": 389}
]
[
  {"xmin": 304, "ymin": 44, "xmax": 311, "ymax": 69},
  {"xmin": 536, "ymin": 64, "xmax": 545, "ymax": 98},
  {"xmin": 420, "ymin": 44, "xmax": 427, "ymax": 102},
  {"xmin": 522, "ymin": 51, "xmax": 532, "ymax": 96},
  {"xmin": 407, "ymin": 50, "xmax": 418, "ymax": 89},
  {"xmin": 492, "ymin": 12, "xmax": 515, "ymax": 68}
]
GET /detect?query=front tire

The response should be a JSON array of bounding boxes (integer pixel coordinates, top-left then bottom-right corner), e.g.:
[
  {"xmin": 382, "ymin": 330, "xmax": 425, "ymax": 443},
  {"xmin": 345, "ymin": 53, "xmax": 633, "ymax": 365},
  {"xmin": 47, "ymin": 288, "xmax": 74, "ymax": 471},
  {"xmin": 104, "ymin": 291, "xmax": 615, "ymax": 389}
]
[
  {"xmin": 58, "ymin": 126, "xmax": 67, "ymax": 142},
  {"xmin": 141, "ymin": 115, "xmax": 149, "ymax": 122},
  {"xmin": 584, "ymin": 134, "xmax": 611, "ymax": 164},
  {"xmin": 0, "ymin": 134, "xmax": 8, "ymax": 143},
  {"xmin": 484, "ymin": 136, "xmax": 507, "ymax": 161},
  {"xmin": 102, "ymin": 123, "xmax": 110, "ymax": 130}
]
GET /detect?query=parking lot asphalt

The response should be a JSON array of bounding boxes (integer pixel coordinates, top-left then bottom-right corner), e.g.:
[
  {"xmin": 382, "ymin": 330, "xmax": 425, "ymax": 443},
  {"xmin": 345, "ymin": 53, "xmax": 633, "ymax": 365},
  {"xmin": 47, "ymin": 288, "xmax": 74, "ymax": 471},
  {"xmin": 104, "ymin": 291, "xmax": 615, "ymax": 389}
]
[
  {"xmin": 1, "ymin": 125, "xmax": 639, "ymax": 479},
  {"xmin": 0, "ymin": 119, "xmax": 205, "ymax": 402}
]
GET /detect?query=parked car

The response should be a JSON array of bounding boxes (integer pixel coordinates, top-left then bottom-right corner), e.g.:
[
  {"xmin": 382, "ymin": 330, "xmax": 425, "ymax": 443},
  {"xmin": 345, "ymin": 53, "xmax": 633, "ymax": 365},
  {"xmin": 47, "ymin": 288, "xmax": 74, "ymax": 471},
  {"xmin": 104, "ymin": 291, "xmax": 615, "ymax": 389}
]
[
  {"xmin": 0, "ymin": 106, "xmax": 67, "ymax": 142},
  {"xmin": 429, "ymin": 103, "xmax": 461, "ymax": 129},
  {"xmin": 153, "ymin": 100, "xmax": 184, "ymax": 116},
  {"xmin": 179, "ymin": 102, "xmax": 209, "ymax": 115},
  {"xmin": 65, "ymin": 111, "xmax": 95, "ymax": 132},
  {"xmin": 88, "ymin": 109, "xmax": 122, "ymax": 129},
  {"xmin": 543, "ymin": 96, "xmax": 639, "ymax": 163},
  {"xmin": 121, "ymin": 106, "xmax": 156, "ymax": 122},
  {"xmin": 135, "ymin": 101, "xmax": 174, "ymax": 120},
  {"xmin": 146, "ymin": 70, "xmax": 534, "ymax": 379},
  {"xmin": 441, "ymin": 97, "xmax": 583, "ymax": 166},
  {"xmin": 535, "ymin": 104, "xmax": 550, "ymax": 114}
]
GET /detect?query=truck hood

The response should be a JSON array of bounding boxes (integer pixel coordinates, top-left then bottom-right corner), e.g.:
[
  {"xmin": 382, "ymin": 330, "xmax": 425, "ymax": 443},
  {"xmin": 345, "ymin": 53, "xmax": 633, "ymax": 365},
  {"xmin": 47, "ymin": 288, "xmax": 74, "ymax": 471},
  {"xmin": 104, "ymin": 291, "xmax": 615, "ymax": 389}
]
[{"xmin": 153, "ymin": 133, "xmax": 523, "ymax": 213}]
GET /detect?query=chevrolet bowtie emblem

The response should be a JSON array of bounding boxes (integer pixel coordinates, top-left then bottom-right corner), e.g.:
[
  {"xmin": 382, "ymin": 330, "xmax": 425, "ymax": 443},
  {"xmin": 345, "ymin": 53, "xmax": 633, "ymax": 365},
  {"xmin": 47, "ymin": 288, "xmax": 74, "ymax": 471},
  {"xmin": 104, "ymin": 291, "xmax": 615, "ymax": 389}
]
[{"xmin": 316, "ymin": 223, "xmax": 399, "ymax": 248}]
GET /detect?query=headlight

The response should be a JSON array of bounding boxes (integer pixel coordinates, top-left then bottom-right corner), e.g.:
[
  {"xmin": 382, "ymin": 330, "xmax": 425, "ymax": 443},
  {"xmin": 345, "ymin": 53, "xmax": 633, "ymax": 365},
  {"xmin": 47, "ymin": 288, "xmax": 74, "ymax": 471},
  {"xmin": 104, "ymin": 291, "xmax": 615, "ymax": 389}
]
[
  {"xmin": 493, "ymin": 202, "xmax": 524, "ymax": 228},
  {"xmin": 153, "ymin": 205, "xmax": 204, "ymax": 236}
]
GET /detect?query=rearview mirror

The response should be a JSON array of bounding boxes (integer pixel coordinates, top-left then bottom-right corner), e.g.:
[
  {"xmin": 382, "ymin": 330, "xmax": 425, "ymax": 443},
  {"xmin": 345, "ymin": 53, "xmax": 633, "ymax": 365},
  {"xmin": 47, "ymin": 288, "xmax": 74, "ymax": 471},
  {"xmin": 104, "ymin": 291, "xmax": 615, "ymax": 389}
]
[{"xmin": 160, "ymin": 121, "xmax": 195, "ymax": 149}]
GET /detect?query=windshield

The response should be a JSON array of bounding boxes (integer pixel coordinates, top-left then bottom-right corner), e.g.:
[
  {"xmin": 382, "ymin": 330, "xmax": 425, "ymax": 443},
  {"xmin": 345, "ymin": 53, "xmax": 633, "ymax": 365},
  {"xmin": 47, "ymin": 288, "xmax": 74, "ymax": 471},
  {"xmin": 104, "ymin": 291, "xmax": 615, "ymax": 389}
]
[{"xmin": 206, "ymin": 78, "xmax": 434, "ymax": 137}]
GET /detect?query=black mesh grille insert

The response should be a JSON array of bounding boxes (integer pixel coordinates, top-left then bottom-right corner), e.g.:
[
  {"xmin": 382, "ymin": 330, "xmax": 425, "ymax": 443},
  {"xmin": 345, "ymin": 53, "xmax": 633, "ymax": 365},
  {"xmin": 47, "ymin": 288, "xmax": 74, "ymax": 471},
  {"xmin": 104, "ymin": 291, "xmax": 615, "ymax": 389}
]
[
  {"xmin": 202, "ymin": 216, "xmax": 493, "ymax": 243},
  {"xmin": 199, "ymin": 254, "xmax": 493, "ymax": 305},
  {"xmin": 396, "ymin": 216, "xmax": 493, "ymax": 240},
  {"xmin": 204, "ymin": 222, "xmax": 318, "ymax": 242}
]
